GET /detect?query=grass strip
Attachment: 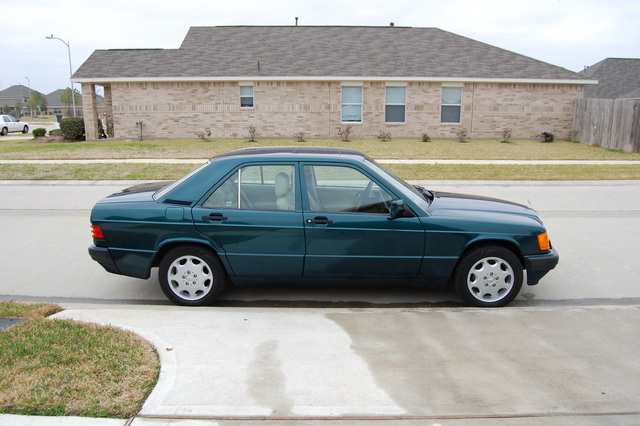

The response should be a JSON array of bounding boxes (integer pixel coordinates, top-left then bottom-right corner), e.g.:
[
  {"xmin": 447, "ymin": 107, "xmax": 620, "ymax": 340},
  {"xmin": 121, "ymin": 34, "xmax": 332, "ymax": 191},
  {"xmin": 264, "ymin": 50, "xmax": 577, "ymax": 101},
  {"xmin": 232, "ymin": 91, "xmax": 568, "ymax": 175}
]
[
  {"xmin": 0, "ymin": 163, "xmax": 638, "ymax": 181},
  {"xmin": 1, "ymin": 138, "xmax": 639, "ymax": 161},
  {"xmin": 0, "ymin": 301, "xmax": 159, "ymax": 418}
]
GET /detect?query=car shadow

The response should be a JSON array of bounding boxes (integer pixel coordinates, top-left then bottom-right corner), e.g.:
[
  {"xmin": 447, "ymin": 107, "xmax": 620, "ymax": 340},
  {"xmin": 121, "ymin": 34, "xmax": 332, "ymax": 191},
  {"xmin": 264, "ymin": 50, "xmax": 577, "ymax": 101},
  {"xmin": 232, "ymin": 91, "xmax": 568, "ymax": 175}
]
[{"xmin": 216, "ymin": 284, "xmax": 466, "ymax": 308}]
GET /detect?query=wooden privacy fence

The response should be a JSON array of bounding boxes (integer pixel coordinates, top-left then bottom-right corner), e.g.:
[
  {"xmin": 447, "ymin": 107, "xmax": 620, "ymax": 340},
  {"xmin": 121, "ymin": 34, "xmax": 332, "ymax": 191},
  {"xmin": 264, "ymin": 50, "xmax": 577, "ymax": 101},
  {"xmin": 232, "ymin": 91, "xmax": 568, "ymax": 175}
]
[{"xmin": 573, "ymin": 98, "xmax": 640, "ymax": 152}]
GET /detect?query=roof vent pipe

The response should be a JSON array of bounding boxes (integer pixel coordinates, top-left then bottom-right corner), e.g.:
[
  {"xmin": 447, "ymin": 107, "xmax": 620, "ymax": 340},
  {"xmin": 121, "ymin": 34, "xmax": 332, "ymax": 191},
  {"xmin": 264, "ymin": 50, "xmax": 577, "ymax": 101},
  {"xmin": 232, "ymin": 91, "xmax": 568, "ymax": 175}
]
[
  {"xmin": 390, "ymin": 22, "xmax": 394, "ymax": 26},
  {"xmin": 295, "ymin": 17, "xmax": 299, "ymax": 26}
]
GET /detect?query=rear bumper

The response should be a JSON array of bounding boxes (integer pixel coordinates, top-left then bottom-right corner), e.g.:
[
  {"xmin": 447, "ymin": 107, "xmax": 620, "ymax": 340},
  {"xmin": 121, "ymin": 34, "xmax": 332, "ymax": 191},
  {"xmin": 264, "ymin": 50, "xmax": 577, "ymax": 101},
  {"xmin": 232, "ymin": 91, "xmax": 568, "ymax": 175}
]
[
  {"xmin": 524, "ymin": 248, "xmax": 559, "ymax": 285},
  {"xmin": 88, "ymin": 245, "xmax": 121, "ymax": 275}
]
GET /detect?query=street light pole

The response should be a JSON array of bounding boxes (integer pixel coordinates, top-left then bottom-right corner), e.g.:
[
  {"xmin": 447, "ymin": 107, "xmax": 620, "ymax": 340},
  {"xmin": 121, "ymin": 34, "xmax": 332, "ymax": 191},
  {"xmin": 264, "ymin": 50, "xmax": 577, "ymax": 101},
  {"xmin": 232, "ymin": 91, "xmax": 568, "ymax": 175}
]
[
  {"xmin": 25, "ymin": 76, "xmax": 33, "ymax": 120},
  {"xmin": 46, "ymin": 34, "xmax": 77, "ymax": 117}
]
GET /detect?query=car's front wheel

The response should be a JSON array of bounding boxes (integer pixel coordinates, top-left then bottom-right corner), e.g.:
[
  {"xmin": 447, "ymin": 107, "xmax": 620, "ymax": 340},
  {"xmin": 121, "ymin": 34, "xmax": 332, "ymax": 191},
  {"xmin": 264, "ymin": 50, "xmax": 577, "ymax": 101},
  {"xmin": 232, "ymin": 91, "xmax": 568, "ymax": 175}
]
[
  {"xmin": 22, "ymin": 125, "xmax": 28, "ymax": 134},
  {"xmin": 158, "ymin": 245, "xmax": 226, "ymax": 306},
  {"xmin": 453, "ymin": 245, "xmax": 523, "ymax": 307}
]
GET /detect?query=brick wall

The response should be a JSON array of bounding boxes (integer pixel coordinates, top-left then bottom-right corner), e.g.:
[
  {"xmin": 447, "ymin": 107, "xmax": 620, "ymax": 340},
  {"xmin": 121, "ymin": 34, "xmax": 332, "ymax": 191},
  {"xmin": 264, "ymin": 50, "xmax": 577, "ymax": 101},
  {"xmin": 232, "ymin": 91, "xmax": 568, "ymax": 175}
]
[{"xmin": 99, "ymin": 80, "xmax": 583, "ymax": 140}]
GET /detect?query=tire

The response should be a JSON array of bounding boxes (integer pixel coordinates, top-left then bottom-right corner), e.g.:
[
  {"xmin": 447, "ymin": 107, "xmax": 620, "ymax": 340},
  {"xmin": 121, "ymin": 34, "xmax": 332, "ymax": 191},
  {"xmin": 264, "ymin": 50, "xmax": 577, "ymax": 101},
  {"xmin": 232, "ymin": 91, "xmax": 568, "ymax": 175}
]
[
  {"xmin": 454, "ymin": 245, "xmax": 523, "ymax": 307},
  {"xmin": 22, "ymin": 125, "xmax": 28, "ymax": 134},
  {"xmin": 158, "ymin": 245, "xmax": 227, "ymax": 306},
  {"xmin": 0, "ymin": 127, "xmax": 7, "ymax": 136}
]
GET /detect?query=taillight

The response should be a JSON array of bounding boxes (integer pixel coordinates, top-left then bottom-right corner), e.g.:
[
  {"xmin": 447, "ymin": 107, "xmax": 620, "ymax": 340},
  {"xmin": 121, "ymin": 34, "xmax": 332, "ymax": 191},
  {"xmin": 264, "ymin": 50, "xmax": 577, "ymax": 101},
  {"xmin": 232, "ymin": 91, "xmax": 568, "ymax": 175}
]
[
  {"xmin": 91, "ymin": 225, "xmax": 105, "ymax": 239},
  {"xmin": 537, "ymin": 232, "xmax": 550, "ymax": 251}
]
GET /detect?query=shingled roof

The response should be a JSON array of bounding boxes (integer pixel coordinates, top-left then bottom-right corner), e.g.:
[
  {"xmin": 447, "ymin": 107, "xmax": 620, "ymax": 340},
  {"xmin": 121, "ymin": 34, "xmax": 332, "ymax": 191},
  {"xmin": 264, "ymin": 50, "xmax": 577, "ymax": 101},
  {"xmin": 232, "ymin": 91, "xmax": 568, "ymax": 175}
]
[
  {"xmin": 579, "ymin": 58, "xmax": 640, "ymax": 99},
  {"xmin": 73, "ymin": 26, "xmax": 588, "ymax": 83}
]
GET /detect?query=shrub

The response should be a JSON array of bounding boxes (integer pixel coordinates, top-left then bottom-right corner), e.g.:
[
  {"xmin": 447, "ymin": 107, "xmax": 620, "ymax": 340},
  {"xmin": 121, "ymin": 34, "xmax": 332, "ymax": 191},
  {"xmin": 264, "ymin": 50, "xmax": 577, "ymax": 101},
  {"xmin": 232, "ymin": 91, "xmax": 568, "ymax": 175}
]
[
  {"xmin": 293, "ymin": 132, "xmax": 306, "ymax": 142},
  {"xmin": 247, "ymin": 125, "xmax": 258, "ymax": 142},
  {"xmin": 32, "ymin": 128, "xmax": 47, "ymax": 137},
  {"xmin": 421, "ymin": 133, "xmax": 431, "ymax": 142},
  {"xmin": 456, "ymin": 128, "xmax": 469, "ymax": 142},
  {"xmin": 49, "ymin": 129, "xmax": 62, "ymax": 136},
  {"xmin": 59, "ymin": 117, "xmax": 85, "ymax": 141},
  {"xmin": 376, "ymin": 131, "xmax": 392, "ymax": 142},
  {"xmin": 196, "ymin": 128, "xmax": 212, "ymax": 142},
  {"xmin": 337, "ymin": 125, "xmax": 353, "ymax": 142},
  {"xmin": 501, "ymin": 129, "xmax": 512, "ymax": 143}
]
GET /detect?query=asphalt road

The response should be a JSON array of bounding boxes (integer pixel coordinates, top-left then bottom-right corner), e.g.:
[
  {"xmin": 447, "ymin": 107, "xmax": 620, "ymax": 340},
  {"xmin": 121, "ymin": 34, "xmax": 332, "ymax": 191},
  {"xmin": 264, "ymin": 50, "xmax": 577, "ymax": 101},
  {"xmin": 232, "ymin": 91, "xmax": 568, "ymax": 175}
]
[
  {"xmin": 2, "ymin": 180, "xmax": 639, "ymax": 424},
  {"xmin": 0, "ymin": 179, "xmax": 639, "ymax": 307}
]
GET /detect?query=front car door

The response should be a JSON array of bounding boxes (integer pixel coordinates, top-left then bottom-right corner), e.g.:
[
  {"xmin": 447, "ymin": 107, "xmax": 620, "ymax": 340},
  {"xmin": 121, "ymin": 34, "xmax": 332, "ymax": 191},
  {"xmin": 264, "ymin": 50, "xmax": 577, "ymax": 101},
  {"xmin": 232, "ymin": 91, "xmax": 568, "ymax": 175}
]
[
  {"xmin": 301, "ymin": 163, "xmax": 425, "ymax": 278},
  {"xmin": 192, "ymin": 163, "xmax": 304, "ymax": 277}
]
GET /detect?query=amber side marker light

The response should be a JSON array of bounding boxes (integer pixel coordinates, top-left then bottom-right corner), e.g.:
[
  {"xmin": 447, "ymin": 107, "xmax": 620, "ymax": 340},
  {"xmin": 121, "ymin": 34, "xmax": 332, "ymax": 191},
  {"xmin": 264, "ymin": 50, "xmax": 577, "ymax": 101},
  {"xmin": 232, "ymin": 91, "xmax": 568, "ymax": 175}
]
[
  {"xmin": 91, "ymin": 225, "xmax": 105, "ymax": 239},
  {"xmin": 537, "ymin": 232, "xmax": 550, "ymax": 251}
]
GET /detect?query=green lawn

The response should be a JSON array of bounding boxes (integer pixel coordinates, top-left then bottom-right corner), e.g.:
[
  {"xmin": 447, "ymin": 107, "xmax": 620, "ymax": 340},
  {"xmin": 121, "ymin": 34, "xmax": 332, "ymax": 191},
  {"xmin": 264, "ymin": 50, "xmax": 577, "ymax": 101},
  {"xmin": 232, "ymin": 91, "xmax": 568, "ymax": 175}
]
[{"xmin": 0, "ymin": 137, "xmax": 638, "ymax": 180}]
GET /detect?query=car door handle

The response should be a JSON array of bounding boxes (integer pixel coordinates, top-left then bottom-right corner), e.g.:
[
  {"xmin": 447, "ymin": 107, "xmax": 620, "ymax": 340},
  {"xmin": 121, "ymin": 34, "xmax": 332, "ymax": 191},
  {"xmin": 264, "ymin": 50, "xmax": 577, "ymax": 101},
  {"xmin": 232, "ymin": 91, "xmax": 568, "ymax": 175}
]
[
  {"xmin": 202, "ymin": 212, "xmax": 228, "ymax": 221},
  {"xmin": 306, "ymin": 216, "xmax": 333, "ymax": 224}
]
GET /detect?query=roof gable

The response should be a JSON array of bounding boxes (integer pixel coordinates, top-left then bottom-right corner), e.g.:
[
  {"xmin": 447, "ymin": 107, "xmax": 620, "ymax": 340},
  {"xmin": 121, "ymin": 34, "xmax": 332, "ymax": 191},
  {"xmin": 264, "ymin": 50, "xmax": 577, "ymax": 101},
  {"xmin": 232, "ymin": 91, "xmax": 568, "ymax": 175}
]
[{"xmin": 73, "ymin": 26, "xmax": 587, "ymax": 83}]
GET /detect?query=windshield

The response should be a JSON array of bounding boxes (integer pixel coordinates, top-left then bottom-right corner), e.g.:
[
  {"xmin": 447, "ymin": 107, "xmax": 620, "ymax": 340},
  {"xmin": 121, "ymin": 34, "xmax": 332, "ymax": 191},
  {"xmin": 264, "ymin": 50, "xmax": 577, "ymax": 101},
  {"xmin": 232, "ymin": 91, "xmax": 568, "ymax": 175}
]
[
  {"xmin": 365, "ymin": 159, "xmax": 431, "ymax": 211},
  {"xmin": 153, "ymin": 160, "xmax": 211, "ymax": 200}
]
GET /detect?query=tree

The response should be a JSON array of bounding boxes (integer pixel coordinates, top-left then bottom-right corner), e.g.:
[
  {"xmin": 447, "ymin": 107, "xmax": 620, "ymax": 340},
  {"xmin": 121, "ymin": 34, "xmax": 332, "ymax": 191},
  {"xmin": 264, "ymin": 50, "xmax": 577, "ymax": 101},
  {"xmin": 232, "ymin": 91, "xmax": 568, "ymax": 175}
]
[
  {"xmin": 27, "ymin": 92, "xmax": 47, "ymax": 113},
  {"xmin": 60, "ymin": 87, "xmax": 82, "ymax": 109}
]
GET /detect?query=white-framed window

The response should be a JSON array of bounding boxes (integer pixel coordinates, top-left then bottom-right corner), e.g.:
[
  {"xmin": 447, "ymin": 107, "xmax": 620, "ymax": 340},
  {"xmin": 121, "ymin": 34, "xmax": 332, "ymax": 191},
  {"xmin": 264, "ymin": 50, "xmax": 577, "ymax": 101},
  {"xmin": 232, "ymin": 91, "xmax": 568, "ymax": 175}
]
[
  {"xmin": 441, "ymin": 86, "xmax": 462, "ymax": 123},
  {"xmin": 240, "ymin": 85, "xmax": 254, "ymax": 108},
  {"xmin": 341, "ymin": 86, "xmax": 362, "ymax": 123},
  {"xmin": 385, "ymin": 86, "xmax": 406, "ymax": 123}
]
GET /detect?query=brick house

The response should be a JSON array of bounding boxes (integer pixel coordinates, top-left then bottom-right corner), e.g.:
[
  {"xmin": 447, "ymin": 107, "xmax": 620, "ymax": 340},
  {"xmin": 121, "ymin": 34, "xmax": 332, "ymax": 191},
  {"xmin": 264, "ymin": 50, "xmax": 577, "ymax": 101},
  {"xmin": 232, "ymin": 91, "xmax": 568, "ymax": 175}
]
[{"xmin": 72, "ymin": 26, "xmax": 595, "ymax": 141}]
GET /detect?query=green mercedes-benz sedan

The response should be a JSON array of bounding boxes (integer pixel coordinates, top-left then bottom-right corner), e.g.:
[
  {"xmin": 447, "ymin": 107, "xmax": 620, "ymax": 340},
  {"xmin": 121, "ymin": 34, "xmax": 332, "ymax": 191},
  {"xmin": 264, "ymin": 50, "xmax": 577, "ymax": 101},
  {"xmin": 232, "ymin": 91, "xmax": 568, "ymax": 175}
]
[{"xmin": 89, "ymin": 147, "xmax": 558, "ymax": 307}]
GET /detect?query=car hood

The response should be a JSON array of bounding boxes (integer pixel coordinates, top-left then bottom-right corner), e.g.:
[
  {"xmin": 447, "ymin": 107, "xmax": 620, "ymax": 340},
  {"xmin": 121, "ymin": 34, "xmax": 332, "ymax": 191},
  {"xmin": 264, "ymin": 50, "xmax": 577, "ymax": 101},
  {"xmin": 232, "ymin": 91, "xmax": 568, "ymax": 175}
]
[{"xmin": 427, "ymin": 191, "xmax": 542, "ymax": 223}]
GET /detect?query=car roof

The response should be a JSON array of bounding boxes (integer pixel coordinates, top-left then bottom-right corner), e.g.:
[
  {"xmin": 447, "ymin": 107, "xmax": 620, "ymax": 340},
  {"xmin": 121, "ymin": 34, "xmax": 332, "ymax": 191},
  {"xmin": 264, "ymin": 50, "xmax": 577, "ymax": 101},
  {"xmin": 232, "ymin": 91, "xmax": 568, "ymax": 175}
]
[{"xmin": 211, "ymin": 146, "xmax": 370, "ymax": 162}]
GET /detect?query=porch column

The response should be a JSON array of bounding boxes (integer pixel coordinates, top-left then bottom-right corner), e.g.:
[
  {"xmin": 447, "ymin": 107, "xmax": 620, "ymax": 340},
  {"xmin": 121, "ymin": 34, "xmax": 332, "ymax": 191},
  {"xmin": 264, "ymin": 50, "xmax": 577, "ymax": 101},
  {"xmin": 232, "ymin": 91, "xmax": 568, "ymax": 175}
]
[{"xmin": 81, "ymin": 83, "xmax": 98, "ymax": 140}]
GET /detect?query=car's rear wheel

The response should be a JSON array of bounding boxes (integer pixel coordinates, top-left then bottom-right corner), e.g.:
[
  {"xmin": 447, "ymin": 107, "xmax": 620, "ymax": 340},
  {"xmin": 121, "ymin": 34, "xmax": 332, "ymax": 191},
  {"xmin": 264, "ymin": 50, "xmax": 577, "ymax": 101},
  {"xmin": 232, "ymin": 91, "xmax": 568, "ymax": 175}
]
[
  {"xmin": 0, "ymin": 127, "xmax": 7, "ymax": 136},
  {"xmin": 158, "ymin": 245, "xmax": 226, "ymax": 306},
  {"xmin": 22, "ymin": 125, "xmax": 28, "ymax": 134},
  {"xmin": 454, "ymin": 245, "xmax": 523, "ymax": 307}
]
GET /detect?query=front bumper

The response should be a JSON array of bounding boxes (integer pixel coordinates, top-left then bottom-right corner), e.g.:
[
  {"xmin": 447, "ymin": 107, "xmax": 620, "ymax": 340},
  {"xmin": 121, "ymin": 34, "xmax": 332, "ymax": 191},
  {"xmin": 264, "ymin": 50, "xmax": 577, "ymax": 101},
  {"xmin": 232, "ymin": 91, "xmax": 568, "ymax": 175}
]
[
  {"xmin": 88, "ymin": 245, "xmax": 121, "ymax": 275},
  {"xmin": 524, "ymin": 248, "xmax": 559, "ymax": 285}
]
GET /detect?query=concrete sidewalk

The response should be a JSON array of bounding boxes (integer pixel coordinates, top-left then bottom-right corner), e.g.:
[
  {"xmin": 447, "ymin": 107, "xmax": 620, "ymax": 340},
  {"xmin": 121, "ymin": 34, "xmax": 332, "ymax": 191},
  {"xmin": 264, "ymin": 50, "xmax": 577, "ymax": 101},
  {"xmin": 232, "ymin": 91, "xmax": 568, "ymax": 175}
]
[{"xmin": 5, "ymin": 304, "xmax": 638, "ymax": 425}]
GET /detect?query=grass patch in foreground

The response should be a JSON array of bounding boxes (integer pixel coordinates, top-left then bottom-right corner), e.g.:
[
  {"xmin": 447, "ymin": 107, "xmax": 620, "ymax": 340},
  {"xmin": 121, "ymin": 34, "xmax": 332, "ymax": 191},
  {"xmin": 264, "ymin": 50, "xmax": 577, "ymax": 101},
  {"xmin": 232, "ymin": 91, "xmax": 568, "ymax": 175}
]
[
  {"xmin": 0, "ymin": 163, "xmax": 638, "ymax": 181},
  {"xmin": 0, "ymin": 302, "xmax": 160, "ymax": 418}
]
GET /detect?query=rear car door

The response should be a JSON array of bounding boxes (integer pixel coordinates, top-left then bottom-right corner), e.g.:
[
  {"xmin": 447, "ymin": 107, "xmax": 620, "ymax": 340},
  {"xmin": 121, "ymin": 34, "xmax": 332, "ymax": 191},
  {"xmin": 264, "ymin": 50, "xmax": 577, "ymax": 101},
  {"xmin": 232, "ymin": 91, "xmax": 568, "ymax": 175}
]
[
  {"xmin": 301, "ymin": 163, "xmax": 425, "ymax": 278},
  {"xmin": 192, "ymin": 163, "xmax": 305, "ymax": 277}
]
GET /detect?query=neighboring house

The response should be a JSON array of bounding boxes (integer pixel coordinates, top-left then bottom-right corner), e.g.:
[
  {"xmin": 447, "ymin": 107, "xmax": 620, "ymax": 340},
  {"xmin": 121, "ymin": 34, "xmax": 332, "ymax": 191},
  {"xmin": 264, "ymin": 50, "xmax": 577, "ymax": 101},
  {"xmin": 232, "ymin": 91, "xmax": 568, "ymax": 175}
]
[
  {"xmin": 0, "ymin": 85, "xmax": 40, "ymax": 117},
  {"xmin": 72, "ymin": 26, "xmax": 595, "ymax": 141},
  {"xmin": 579, "ymin": 58, "xmax": 640, "ymax": 99},
  {"xmin": 44, "ymin": 89, "xmax": 91, "ymax": 117},
  {"xmin": 44, "ymin": 89, "xmax": 70, "ymax": 116}
]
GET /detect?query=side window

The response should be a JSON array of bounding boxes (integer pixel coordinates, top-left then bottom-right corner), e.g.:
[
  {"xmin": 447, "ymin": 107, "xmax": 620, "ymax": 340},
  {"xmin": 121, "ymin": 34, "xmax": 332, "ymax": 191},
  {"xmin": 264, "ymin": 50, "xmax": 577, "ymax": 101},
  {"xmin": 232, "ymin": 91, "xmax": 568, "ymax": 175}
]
[
  {"xmin": 441, "ymin": 87, "xmax": 462, "ymax": 123},
  {"xmin": 341, "ymin": 86, "xmax": 363, "ymax": 123},
  {"xmin": 240, "ymin": 85, "xmax": 254, "ymax": 108},
  {"xmin": 203, "ymin": 165, "xmax": 296, "ymax": 210},
  {"xmin": 203, "ymin": 170, "xmax": 240, "ymax": 208},
  {"xmin": 385, "ymin": 86, "xmax": 406, "ymax": 123},
  {"xmin": 304, "ymin": 165, "xmax": 392, "ymax": 214}
]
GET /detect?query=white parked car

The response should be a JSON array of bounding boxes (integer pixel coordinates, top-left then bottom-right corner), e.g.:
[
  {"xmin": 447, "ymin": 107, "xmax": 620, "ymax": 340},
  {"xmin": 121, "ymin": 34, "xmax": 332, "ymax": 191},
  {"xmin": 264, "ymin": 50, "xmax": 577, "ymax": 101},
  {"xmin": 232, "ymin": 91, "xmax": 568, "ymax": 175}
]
[{"xmin": 0, "ymin": 115, "xmax": 29, "ymax": 136}]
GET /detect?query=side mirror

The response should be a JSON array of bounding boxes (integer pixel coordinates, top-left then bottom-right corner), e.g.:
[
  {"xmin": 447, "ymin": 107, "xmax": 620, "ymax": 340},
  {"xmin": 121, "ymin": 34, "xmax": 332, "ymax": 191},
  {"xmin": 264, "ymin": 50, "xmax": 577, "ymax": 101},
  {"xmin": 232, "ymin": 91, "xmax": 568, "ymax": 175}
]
[{"xmin": 387, "ymin": 199, "xmax": 405, "ymax": 220}]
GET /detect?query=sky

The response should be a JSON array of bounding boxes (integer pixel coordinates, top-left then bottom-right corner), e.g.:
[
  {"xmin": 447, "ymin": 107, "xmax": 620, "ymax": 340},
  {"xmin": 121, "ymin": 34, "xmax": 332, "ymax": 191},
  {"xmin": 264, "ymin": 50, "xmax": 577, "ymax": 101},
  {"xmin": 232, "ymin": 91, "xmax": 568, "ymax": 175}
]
[{"xmin": 2, "ymin": 0, "xmax": 639, "ymax": 95}]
